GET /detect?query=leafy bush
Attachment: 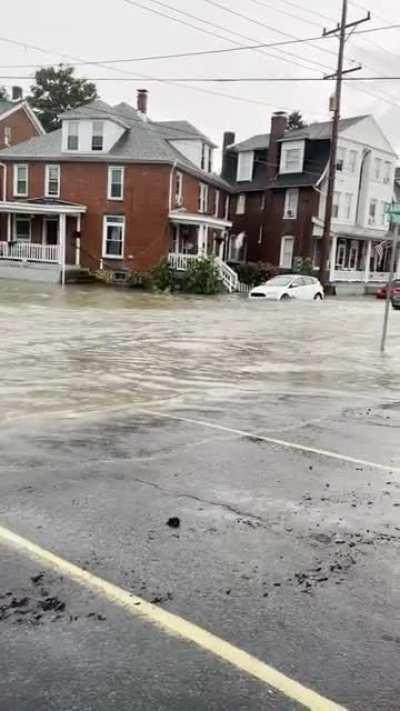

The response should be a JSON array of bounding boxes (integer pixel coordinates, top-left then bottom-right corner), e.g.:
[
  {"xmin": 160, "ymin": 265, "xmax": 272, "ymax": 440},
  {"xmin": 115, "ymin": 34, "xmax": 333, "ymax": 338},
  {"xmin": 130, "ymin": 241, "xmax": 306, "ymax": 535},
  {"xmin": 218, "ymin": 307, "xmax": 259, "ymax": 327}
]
[
  {"xmin": 297, "ymin": 257, "xmax": 314, "ymax": 275},
  {"xmin": 181, "ymin": 256, "xmax": 221, "ymax": 295},
  {"xmin": 229, "ymin": 261, "xmax": 278, "ymax": 286},
  {"xmin": 151, "ymin": 260, "xmax": 176, "ymax": 292}
]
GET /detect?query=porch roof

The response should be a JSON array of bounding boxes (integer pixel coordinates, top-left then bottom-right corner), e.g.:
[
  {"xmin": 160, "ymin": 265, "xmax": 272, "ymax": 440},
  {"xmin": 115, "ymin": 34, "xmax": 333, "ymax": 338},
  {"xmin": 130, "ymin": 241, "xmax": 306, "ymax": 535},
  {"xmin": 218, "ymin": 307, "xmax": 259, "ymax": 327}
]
[
  {"xmin": 169, "ymin": 210, "xmax": 232, "ymax": 229},
  {"xmin": 312, "ymin": 217, "xmax": 392, "ymax": 241},
  {"xmin": 0, "ymin": 199, "xmax": 87, "ymax": 215}
]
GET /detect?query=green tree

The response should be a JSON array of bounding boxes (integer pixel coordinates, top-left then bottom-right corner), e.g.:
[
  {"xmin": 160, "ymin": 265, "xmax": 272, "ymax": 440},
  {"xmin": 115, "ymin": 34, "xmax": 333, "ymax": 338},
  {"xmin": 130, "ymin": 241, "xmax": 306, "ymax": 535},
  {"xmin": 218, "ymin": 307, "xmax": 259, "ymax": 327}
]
[
  {"xmin": 287, "ymin": 110, "xmax": 307, "ymax": 131},
  {"xmin": 28, "ymin": 65, "xmax": 97, "ymax": 132}
]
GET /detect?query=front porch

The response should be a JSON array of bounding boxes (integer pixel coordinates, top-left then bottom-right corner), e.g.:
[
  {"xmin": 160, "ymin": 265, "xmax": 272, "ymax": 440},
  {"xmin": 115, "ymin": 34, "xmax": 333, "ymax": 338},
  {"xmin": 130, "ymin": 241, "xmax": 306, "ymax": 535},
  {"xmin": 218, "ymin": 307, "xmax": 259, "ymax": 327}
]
[
  {"xmin": 0, "ymin": 199, "xmax": 87, "ymax": 283},
  {"xmin": 168, "ymin": 211, "xmax": 239, "ymax": 292}
]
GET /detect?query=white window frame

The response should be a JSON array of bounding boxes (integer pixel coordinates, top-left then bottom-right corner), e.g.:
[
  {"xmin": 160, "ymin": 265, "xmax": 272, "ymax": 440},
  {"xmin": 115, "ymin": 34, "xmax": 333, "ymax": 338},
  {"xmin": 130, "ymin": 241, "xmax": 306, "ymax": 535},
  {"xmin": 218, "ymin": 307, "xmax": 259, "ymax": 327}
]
[
  {"xmin": 344, "ymin": 192, "xmax": 352, "ymax": 220},
  {"xmin": 102, "ymin": 215, "xmax": 125, "ymax": 259},
  {"xmin": 14, "ymin": 215, "xmax": 31, "ymax": 242},
  {"xmin": 45, "ymin": 164, "xmax": 61, "ymax": 198},
  {"xmin": 236, "ymin": 193, "xmax": 246, "ymax": 215},
  {"xmin": 374, "ymin": 158, "xmax": 382, "ymax": 182},
  {"xmin": 336, "ymin": 239, "xmax": 346, "ymax": 269},
  {"xmin": 236, "ymin": 151, "xmax": 254, "ymax": 182},
  {"xmin": 283, "ymin": 188, "xmax": 299, "ymax": 219},
  {"xmin": 280, "ymin": 235, "xmax": 294, "ymax": 268},
  {"xmin": 348, "ymin": 150, "xmax": 357, "ymax": 173},
  {"xmin": 67, "ymin": 121, "xmax": 79, "ymax": 151},
  {"xmin": 336, "ymin": 147, "xmax": 346, "ymax": 172},
  {"xmin": 92, "ymin": 120, "xmax": 104, "ymax": 151},
  {"xmin": 4, "ymin": 126, "xmax": 11, "ymax": 147},
  {"xmin": 214, "ymin": 189, "xmax": 220, "ymax": 217},
  {"xmin": 107, "ymin": 166, "xmax": 125, "ymax": 201},
  {"xmin": 369, "ymin": 199, "xmax": 378, "ymax": 225},
  {"xmin": 199, "ymin": 183, "xmax": 208, "ymax": 213},
  {"xmin": 13, "ymin": 164, "xmax": 29, "ymax": 197},
  {"xmin": 280, "ymin": 141, "xmax": 305, "ymax": 174},
  {"xmin": 383, "ymin": 161, "xmax": 392, "ymax": 185},
  {"xmin": 174, "ymin": 171, "xmax": 183, "ymax": 206},
  {"xmin": 332, "ymin": 191, "xmax": 341, "ymax": 219},
  {"xmin": 380, "ymin": 201, "xmax": 389, "ymax": 226}
]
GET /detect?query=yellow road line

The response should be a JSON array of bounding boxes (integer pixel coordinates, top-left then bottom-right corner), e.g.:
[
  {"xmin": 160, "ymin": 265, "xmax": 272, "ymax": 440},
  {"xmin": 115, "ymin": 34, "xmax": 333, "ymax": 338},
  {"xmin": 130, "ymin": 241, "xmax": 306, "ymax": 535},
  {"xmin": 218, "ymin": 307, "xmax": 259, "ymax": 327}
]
[
  {"xmin": 139, "ymin": 408, "xmax": 397, "ymax": 473},
  {"xmin": 0, "ymin": 524, "xmax": 345, "ymax": 711}
]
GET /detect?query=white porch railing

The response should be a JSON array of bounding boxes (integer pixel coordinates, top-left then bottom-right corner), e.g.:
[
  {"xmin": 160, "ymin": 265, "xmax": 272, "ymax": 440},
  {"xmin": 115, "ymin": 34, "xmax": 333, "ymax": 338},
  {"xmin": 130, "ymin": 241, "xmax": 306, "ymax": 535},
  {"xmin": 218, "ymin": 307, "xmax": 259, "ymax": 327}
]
[
  {"xmin": 0, "ymin": 241, "xmax": 60, "ymax": 263},
  {"xmin": 168, "ymin": 253, "xmax": 240, "ymax": 293},
  {"xmin": 334, "ymin": 269, "xmax": 390, "ymax": 283},
  {"xmin": 168, "ymin": 253, "xmax": 199, "ymax": 271},
  {"xmin": 215, "ymin": 256, "xmax": 239, "ymax": 293}
]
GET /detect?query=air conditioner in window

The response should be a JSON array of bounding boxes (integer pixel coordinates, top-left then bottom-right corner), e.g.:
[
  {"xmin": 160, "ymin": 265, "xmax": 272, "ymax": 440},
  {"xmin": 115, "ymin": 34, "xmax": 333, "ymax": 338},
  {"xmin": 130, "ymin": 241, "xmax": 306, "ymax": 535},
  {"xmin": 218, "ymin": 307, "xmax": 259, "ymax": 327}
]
[{"xmin": 286, "ymin": 209, "xmax": 295, "ymax": 218}]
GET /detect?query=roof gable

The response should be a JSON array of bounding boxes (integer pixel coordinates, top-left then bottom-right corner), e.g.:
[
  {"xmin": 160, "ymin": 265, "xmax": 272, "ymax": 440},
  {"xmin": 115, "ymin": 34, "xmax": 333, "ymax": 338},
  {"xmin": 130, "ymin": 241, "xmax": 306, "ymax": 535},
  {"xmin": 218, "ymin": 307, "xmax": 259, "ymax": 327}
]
[{"xmin": 339, "ymin": 115, "xmax": 397, "ymax": 156}]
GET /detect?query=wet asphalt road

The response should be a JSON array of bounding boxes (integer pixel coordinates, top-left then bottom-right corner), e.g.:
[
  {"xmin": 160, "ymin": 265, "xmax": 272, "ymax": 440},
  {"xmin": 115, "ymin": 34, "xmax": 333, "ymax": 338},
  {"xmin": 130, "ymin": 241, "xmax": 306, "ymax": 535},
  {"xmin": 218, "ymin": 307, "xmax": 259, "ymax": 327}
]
[{"xmin": 0, "ymin": 283, "xmax": 400, "ymax": 710}]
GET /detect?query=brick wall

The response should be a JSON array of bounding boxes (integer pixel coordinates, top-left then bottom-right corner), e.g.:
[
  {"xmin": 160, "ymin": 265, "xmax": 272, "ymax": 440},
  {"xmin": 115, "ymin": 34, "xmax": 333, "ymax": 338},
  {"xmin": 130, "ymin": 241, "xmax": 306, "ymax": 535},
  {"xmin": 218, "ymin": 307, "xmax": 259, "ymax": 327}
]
[
  {"xmin": 230, "ymin": 191, "xmax": 265, "ymax": 262},
  {"xmin": 0, "ymin": 106, "xmax": 41, "ymax": 150},
  {"xmin": 261, "ymin": 187, "xmax": 319, "ymax": 265}
]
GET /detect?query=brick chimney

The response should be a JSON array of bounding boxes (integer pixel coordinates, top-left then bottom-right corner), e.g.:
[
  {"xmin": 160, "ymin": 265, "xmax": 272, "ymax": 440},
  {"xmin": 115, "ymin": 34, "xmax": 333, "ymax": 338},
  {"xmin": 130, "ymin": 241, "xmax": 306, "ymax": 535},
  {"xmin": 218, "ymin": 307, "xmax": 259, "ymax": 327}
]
[
  {"xmin": 221, "ymin": 131, "xmax": 236, "ymax": 181},
  {"xmin": 266, "ymin": 111, "xmax": 287, "ymax": 181},
  {"xmin": 11, "ymin": 86, "xmax": 23, "ymax": 102},
  {"xmin": 137, "ymin": 89, "xmax": 148, "ymax": 116}
]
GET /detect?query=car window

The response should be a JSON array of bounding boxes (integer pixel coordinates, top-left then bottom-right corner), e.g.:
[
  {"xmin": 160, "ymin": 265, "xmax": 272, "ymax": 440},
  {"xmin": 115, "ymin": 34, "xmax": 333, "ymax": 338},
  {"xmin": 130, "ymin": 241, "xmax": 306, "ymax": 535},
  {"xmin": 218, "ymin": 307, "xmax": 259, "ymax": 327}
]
[
  {"xmin": 305, "ymin": 277, "xmax": 316, "ymax": 285},
  {"xmin": 267, "ymin": 276, "xmax": 293, "ymax": 287},
  {"xmin": 292, "ymin": 277, "xmax": 306, "ymax": 287}
]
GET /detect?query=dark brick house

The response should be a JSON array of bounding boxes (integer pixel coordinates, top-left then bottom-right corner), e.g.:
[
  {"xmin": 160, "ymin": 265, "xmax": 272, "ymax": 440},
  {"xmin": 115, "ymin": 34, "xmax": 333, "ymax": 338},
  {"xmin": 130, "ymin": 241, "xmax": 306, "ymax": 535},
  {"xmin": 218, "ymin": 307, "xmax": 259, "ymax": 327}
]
[
  {"xmin": 0, "ymin": 91, "xmax": 233, "ymax": 285},
  {"xmin": 223, "ymin": 112, "xmax": 397, "ymax": 286},
  {"xmin": 0, "ymin": 92, "xmax": 44, "ymax": 151}
]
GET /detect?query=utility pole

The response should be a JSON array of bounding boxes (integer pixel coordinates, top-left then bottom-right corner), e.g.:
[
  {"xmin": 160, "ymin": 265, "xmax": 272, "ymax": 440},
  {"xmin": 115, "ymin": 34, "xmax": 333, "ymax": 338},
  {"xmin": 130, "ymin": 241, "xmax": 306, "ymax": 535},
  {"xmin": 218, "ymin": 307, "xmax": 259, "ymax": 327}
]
[{"xmin": 319, "ymin": 1, "xmax": 370, "ymax": 287}]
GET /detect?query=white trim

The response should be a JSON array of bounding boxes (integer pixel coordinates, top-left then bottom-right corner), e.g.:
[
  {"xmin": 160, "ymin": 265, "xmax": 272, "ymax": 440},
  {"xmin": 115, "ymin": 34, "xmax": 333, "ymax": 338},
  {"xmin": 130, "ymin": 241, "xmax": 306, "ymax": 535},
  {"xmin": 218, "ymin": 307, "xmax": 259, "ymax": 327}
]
[
  {"xmin": 45, "ymin": 164, "xmax": 61, "ymax": 198},
  {"xmin": 0, "ymin": 101, "xmax": 45, "ymax": 135},
  {"xmin": 199, "ymin": 183, "xmax": 208, "ymax": 213},
  {"xmin": 13, "ymin": 163, "xmax": 28, "ymax": 197},
  {"xmin": 13, "ymin": 214, "xmax": 31, "ymax": 242},
  {"xmin": 0, "ymin": 200, "xmax": 86, "ymax": 215},
  {"xmin": 236, "ymin": 193, "xmax": 246, "ymax": 215},
  {"xmin": 283, "ymin": 188, "xmax": 299, "ymax": 220},
  {"xmin": 175, "ymin": 171, "xmax": 183, "ymax": 206},
  {"xmin": 169, "ymin": 211, "xmax": 232, "ymax": 229},
  {"xmin": 279, "ymin": 235, "xmax": 295, "ymax": 268},
  {"xmin": 102, "ymin": 214, "xmax": 125, "ymax": 260},
  {"xmin": 107, "ymin": 165, "xmax": 124, "ymax": 201}
]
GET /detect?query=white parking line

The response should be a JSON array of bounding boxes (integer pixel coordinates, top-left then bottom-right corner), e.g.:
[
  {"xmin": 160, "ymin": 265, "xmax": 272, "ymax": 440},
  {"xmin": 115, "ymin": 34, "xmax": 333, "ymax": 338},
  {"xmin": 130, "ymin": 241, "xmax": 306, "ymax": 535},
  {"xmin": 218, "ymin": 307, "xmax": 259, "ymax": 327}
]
[
  {"xmin": 139, "ymin": 409, "xmax": 397, "ymax": 473},
  {"xmin": 0, "ymin": 524, "xmax": 346, "ymax": 711}
]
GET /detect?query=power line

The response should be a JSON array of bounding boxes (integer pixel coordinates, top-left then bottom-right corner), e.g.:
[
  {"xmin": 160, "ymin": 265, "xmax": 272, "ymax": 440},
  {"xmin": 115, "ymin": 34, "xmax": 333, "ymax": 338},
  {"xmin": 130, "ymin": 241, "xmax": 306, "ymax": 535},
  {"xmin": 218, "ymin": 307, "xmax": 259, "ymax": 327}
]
[
  {"xmin": 3, "ymin": 74, "xmax": 400, "ymax": 82},
  {"xmin": 121, "ymin": 0, "xmax": 337, "ymax": 74}
]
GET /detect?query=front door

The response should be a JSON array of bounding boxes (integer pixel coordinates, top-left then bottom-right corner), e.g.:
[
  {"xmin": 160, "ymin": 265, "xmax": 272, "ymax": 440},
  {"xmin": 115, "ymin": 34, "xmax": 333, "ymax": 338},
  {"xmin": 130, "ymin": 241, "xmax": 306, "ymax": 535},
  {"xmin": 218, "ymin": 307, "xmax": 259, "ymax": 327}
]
[{"xmin": 43, "ymin": 219, "xmax": 59, "ymax": 246}]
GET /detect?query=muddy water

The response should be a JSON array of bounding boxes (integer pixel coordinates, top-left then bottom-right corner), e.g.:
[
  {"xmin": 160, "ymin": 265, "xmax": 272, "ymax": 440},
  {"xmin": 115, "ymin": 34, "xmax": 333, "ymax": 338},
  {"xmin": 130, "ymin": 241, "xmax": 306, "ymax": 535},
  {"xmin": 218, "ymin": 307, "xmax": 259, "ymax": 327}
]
[{"xmin": 0, "ymin": 280, "xmax": 399, "ymax": 422}]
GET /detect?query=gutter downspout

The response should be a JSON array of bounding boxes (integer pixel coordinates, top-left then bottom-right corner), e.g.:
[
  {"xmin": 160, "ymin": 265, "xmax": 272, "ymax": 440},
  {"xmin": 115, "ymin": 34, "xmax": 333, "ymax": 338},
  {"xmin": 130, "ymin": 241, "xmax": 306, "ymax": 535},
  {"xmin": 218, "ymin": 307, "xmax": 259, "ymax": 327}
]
[{"xmin": 0, "ymin": 163, "xmax": 7, "ymax": 201}]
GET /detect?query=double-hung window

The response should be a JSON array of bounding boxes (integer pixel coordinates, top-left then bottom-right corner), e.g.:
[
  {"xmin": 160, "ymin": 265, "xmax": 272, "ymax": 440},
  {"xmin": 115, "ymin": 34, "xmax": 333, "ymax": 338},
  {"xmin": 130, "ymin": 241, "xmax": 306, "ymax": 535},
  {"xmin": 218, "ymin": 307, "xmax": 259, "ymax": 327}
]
[
  {"xmin": 13, "ymin": 164, "xmax": 28, "ymax": 197},
  {"xmin": 175, "ymin": 171, "xmax": 183, "ymax": 206},
  {"xmin": 92, "ymin": 121, "xmax": 104, "ymax": 151},
  {"xmin": 214, "ymin": 190, "xmax": 220, "ymax": 217},
  {"xmin": 336, "ymin": 147, "xmax": 346, "ymax": 172},
  {"xmin": 369, "ymin": 199, "xmax": 378, "ymax": 225},
  {"xmin": 344, "ymin": 193, "xmax": 352, "ymax": 220},
  {"xmin": 103, "ymin": 215, "xmax": 125, "ymax": 258},
  {"xmin": 348, "ymin": 150, "xmax": 357, "ymax": 173},
  {"xmin": 45, "ymin": 165, "xmax": 60, "ymax": 198},
  {"xmin": 332, "ymin": 191, "xmax": 341, "ymax": 219},
  {"xmin": 108, "ymin": 166, "xmax": 124, "ymax": 200},
  {"xmin": 14, "ymin": 216, "xmax": 31, "ymax": 242},
  {"xmin": 236, "ymin": 193, "xmax": 246, "ymax": 215},
  {"xmin": 237, "ymin": 151, "xmax": 254, "ymax": 182},
  {"xmin": 67, "ymin": 121, "xmax": 79, "ymax": 151},
  {"xmin": 374, "ymin": 158, "xmax": 382, "ymax": 182},
  {"xmin": 383, "ymin": 161, "xmax": 392, "ymax": 184},
  {"xmin": 283, "ymin": 189, "xmax": 299, "ymax": 219},
  {"xmin": 199, "ymin": 183, "xmax": 208, "ymax": 213},
  {"xmin": 4, "ymin": 126, "xmax": 11, "ymax": 147}
]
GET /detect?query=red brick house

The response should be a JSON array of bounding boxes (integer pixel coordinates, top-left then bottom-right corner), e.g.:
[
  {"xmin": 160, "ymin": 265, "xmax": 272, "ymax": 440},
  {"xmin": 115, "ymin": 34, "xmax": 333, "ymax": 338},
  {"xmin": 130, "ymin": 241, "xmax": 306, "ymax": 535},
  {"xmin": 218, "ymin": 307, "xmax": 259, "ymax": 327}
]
[
  {"xmin": 0, "ymin": 91, "xmax": 234, "ymax": 286},
  {"xmin": 0, "ymin": 92, "xmax": 44, "ymax": 151},
  {"xmin": 223, "ymin": 112, "xmax": 398, "ymax": 288}
]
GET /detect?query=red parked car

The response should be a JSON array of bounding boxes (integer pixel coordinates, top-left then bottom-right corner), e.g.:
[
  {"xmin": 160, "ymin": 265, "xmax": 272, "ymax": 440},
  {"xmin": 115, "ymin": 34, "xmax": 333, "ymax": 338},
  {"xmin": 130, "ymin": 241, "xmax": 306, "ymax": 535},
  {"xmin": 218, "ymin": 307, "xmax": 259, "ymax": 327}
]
[{"xmin": 376, "ymin": 280, "xmax": 400, "ymax": 299}]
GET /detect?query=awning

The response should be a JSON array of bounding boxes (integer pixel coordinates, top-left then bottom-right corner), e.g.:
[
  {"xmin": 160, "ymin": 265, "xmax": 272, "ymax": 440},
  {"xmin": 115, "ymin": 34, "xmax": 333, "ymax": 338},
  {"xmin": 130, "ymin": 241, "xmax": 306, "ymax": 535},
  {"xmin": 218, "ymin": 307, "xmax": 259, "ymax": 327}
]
[
  {"xmin": 0, "ymin": 199, "xmax": 87, "ymax": 215},
  {"xmin": 169, "ymin": 210, "xmax": 232, "ymax": 229}
]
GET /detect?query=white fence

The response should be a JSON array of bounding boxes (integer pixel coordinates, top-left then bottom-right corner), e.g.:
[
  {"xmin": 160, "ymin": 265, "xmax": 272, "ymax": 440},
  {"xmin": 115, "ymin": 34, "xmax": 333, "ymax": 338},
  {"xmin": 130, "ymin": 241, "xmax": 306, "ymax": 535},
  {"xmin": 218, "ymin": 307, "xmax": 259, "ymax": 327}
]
[
  {"xmin": 0, "ymin": 241, "xmax": 60, "ymax": 263},
  {"xmin": 168, "ymin": 253, "xmax": 199, "ymax": 271},
  {"xmin": 334, "ymin": 270, "xmax": 390, "ymax": 283},
  {"xmin": 215, "ymin": 256, "xmax": 239, "ymax": 293}
]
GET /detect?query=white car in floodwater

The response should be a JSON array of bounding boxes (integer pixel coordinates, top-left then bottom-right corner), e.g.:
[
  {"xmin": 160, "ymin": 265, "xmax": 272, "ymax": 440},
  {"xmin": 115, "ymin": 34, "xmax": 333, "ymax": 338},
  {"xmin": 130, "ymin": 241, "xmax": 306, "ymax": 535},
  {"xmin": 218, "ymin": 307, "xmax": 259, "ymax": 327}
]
[{"xmin": 249, "ymin": 275, "xmax": 324, "ymax": 301}]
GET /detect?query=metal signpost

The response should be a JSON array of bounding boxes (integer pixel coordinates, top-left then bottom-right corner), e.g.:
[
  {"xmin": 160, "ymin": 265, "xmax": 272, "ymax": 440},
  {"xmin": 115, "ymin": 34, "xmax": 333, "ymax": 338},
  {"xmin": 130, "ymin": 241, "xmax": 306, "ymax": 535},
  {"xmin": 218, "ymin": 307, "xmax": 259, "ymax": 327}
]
[{"xmin": 380, "ymin": 203, "xmax": 400, "ymax": 353}]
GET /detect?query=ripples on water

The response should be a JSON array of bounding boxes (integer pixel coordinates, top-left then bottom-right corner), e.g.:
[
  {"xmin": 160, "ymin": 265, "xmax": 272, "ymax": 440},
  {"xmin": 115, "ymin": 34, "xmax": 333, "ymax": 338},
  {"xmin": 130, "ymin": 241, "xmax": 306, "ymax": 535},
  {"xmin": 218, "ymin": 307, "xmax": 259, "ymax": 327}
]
[{"xmin": 0, "ymin": 281, "xmax": 399, "ymax": 420}]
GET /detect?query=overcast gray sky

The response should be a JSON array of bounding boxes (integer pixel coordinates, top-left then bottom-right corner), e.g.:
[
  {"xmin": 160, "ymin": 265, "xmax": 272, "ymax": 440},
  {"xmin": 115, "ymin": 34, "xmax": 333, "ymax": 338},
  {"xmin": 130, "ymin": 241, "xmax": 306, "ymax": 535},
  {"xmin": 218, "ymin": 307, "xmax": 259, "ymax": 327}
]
[{"xmin": 2, "ymin": 0, "xmax": 400, "ymax": 156}]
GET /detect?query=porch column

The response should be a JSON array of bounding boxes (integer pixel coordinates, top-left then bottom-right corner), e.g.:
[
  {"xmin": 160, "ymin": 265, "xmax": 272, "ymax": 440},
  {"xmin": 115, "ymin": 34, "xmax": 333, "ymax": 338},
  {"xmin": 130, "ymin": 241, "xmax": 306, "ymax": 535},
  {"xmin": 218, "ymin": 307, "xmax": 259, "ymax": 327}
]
[
  {"xmin": 6, "ymin": 213, "xmax": 11, "ymax": 242},
  {"xmin": 75, "ymin": 214, "xmax": 81, "ymax": 267},
  {"xmin": 364, "ymin": 239, "xmax": 372, "ymax": 283},
  {"xmin": 329, "ymin": 235, "xmax": 337, "ymax": 283},
  {"xmin": 197, "ymin": 224, "xmax": 206, "ymax": 255},
  {"xmin": 59, "ymin": 213, "xmax": 67, "ymax": 287},
  {"xmin": 175, "ymin": 223, "xmax": 180, "ymax": 254}
]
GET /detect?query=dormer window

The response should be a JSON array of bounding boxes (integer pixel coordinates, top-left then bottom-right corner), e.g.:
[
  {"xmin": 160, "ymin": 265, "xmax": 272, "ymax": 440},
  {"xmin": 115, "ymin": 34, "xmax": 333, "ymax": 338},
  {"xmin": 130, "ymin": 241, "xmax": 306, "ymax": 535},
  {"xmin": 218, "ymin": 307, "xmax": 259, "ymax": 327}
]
[
  {"xmin": 92, "ymin": 121, "xmax": 104, "ymax": 151},
  {"xmin": 280, "ymin": 140, "xmax": 305, "ymax": 174},
  {"xmin": 237, "ymin": 151, "xmax": 254, "ymax": 182},
  {"xmin": 67, "ymin": 121, "xmax": 79, "ymax": 151}
]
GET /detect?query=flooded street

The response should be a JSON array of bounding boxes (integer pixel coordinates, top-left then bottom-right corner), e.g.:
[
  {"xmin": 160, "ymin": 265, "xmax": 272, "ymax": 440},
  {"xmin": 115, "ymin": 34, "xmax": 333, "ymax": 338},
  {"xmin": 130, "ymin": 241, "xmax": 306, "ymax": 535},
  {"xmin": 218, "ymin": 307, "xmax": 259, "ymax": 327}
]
[
  {"xmin": 1, "ymin": 282, "xmax": 400, "ymax": 711},
  {"xmin": 1, "ymin": 281, "xmax": 399, "ymax": 422}
]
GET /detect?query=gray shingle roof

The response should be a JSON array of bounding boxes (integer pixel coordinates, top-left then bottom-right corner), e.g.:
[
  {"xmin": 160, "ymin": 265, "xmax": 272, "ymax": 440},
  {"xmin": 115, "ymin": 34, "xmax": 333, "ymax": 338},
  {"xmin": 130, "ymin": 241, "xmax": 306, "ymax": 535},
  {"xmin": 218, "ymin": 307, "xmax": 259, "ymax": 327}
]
[
  {"xmin": 0, "ymin": 99, "xmax": 14, "ymax": 117},
  {"xmin": 279, "ymin": 115, "xmax": 369, "ymax": 142},
  {"xmin": 0, "ymin": 100, "xmax": 230, "ymax": 190},
  {"xmin": 229, "ymin": 133, "xmax": 270, "ymax": 152},
  {"xmin": 155, "ymin": 120, "xmax": 217, "ymax": 147}
]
